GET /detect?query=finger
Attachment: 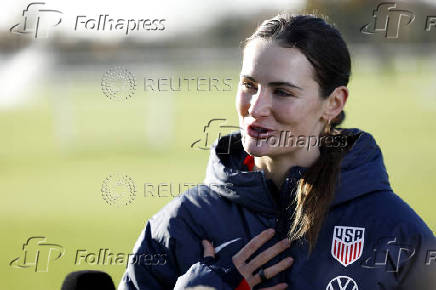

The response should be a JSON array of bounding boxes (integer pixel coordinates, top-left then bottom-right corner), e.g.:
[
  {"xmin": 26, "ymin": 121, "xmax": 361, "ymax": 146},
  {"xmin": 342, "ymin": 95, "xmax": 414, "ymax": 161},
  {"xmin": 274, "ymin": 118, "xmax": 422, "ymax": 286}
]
[
  {"xmin": 233, "ymin": 228, "xmax": 275, "ymax": 266},
  {"xmin": 202, "ymin": 240, "xmax": 215, "ymax": 258},
  {"xmin": 259, "ymin": 283, "xmax": 288, "ymax": 290},
  {"xmin": 247, "ymin": 238, "xmax": 291, "ymax": 272},
  {"xmin": 252, "ymin": 257, "xmax": 293, "ymax": 285}
]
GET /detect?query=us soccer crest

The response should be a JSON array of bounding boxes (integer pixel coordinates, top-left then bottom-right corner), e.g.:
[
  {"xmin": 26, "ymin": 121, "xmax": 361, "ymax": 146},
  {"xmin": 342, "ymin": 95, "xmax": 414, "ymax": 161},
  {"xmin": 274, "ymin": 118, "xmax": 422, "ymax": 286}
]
[{"xmin": 331, "ymin": 226, "xmax": 365, "ymax": 267}]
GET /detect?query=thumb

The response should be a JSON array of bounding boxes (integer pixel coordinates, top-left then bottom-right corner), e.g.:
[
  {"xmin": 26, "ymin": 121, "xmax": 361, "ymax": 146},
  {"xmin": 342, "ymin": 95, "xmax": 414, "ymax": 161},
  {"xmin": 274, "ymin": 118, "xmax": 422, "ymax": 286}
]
[{"xmin": 202, "ymin": 240, "xmax": 215, "ymax": 258}]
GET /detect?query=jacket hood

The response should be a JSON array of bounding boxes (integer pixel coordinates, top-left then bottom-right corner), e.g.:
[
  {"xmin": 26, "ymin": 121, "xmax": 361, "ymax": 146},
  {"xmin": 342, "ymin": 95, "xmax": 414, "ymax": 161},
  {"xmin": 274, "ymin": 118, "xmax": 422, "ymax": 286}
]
[{"xmin": 203, "ymin": 128, "xmax": 392, "ymax": 215}]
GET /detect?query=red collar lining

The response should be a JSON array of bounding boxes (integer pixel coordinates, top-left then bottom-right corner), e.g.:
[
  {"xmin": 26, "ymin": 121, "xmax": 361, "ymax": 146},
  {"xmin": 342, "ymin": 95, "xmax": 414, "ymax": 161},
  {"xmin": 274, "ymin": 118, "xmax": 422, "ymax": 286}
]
[{"xmin": 243, "ymin": 155, "xmax": 255, "ymax": 171}]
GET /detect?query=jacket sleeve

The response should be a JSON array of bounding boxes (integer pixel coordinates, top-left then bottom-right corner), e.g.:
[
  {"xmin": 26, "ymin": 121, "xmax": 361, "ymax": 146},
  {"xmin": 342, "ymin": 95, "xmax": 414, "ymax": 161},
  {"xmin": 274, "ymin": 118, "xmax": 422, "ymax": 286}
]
[
  {"xmin": 117, "ymin": 187, "xmax": 239, "ymax": 290},
  {"xmin": 174, "ymin": 262, "xmax": 232, "ymax": 289},
  {"xmin": 117, "ymin": 220, "xmax": 180, "ymax": 290},
  {"xmin": 117, "ymin": 193, "xmax": 205, "ymax": 290},
  {"xmin": 174, "ymin": 260, "xmax": 248, "ymax": 290},
  {"xmin": 398, "ymin": 230, "xmax": 436, "ymax": 290},
  {"xmin": 118, "ymin": 219, "xmax": 247, "ymax": 290}
]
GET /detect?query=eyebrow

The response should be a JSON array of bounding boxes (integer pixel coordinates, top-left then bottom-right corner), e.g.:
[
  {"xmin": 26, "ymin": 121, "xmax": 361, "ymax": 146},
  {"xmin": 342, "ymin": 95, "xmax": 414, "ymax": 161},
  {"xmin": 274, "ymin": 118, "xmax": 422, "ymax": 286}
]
[{"xmin": 240, "ymin": 75, "xmax": 303, "ymax": 90}]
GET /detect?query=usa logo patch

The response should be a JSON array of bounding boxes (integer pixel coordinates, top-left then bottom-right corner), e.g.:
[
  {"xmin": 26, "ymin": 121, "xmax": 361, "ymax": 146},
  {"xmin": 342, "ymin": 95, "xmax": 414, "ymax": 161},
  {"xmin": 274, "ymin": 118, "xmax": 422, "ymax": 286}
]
[{"xmin": 331, "ymin": 226, "xmax": 365, "ymax": 267}]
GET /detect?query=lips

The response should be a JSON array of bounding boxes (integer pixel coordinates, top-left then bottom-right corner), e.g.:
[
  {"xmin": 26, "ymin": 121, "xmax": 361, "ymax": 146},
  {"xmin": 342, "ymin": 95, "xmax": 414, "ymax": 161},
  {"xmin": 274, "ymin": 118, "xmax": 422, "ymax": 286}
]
[{"xmin": 246, "ymin": 124, "xmax": 275, "ymax": 139}]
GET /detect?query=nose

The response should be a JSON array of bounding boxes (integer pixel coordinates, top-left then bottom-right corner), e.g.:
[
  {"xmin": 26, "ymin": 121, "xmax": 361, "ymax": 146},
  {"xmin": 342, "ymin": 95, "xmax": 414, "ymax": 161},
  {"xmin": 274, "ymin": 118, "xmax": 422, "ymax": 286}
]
[{"xmin": 248, "ymin": 86, "xmax": 271, "ymax": 118}]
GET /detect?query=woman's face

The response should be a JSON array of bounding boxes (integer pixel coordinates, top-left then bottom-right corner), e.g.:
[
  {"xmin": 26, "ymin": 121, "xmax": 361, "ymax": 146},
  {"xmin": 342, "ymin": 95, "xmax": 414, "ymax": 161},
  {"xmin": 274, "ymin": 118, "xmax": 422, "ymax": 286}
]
[{"xmin": 236, "ymin": 39, "xmax": 328, "ymax": 158}]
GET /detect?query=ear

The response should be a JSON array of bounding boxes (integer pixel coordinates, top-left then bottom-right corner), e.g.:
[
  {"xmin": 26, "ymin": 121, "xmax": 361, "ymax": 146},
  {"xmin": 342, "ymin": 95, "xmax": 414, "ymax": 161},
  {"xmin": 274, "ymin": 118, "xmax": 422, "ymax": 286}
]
[{"xmin": 322, "ymin": 86, "xmax": 348, "ymax": 122}]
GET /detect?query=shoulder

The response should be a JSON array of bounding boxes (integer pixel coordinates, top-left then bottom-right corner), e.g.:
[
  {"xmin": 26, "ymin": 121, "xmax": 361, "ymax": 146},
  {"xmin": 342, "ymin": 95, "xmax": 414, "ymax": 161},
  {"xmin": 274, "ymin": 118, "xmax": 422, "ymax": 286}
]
[
  {"xmin": 346, "ymin": 190, "xmax": 435, "ymax": 243},
  {"xmin": 375, "ymin": 191, "xmax": 431, "ymax": 234},
  {"xmin": 154, "ymin": 184, "xmax": 225, "ymax": 217},
  {"xmin": 367, "ymin": 192, "xmax": 436, "ymax": 287},
  {"xmin": 144, "ymin": 184, "xmax": 227, "ymax": 239}
]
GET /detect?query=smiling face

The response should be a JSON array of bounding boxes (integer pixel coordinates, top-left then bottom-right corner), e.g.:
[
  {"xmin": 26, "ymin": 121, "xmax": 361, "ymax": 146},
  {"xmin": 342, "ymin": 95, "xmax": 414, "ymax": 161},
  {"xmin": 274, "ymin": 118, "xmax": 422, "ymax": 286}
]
[{"xmin": 237, "ymin": 39, "xmax": 328, "ymax": 158}]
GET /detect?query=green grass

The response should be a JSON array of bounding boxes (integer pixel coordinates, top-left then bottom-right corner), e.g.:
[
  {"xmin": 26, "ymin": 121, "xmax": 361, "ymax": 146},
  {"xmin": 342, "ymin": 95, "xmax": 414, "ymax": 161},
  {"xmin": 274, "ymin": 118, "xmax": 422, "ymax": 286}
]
[{"xmin": 1, "ymin": 66, "xmax": 435, "ymax": 289}]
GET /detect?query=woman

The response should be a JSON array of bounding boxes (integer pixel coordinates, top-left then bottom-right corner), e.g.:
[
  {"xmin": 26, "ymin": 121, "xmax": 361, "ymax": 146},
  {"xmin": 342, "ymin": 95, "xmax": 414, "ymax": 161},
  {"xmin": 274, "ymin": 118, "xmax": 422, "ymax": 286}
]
[{"xmin": 119, "ymin": 14, "xmax": 436, "ymax": 289}]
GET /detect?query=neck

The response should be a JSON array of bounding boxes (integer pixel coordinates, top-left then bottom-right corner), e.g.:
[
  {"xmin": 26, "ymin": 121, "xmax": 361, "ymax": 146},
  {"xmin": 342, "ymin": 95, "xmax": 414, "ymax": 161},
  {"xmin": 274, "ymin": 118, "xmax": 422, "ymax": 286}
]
[{"xmin": 254, "ymin": 147, "xmax": 320, "ymax": 188}]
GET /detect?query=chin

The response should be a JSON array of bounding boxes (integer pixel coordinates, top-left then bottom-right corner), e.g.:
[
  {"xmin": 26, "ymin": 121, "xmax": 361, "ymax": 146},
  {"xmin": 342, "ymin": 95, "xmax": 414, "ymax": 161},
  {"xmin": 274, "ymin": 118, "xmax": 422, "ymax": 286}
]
[{"xmin": 243, "ymin": 137, "xmax": 281, "ymax": 157}]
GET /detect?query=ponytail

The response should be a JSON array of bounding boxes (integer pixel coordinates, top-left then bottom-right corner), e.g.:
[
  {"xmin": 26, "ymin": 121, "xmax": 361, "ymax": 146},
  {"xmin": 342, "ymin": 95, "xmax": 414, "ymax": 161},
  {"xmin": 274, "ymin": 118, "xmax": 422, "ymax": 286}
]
[{"xmin": 288, "ymin": 111, "xmax": 349, "ymax": 254}]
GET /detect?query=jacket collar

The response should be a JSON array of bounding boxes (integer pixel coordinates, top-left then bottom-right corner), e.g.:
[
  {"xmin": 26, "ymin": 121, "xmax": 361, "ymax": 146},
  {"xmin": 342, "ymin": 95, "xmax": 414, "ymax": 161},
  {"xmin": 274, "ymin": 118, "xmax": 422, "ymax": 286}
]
[{"xmin": 203, "ymin": 128, "xmax": 392, "ymax": 215}]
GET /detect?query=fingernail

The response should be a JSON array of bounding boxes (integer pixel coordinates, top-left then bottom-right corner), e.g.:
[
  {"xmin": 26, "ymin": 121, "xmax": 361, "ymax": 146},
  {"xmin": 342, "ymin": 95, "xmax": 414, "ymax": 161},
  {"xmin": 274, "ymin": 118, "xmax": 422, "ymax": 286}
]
[
  {"xmin": 268, "ymin": 228, "xmax": 275, "ymax": 234},
  {"xmin": 282, "ymin": 239, "xmax": 291, "ymax": 246},
  {"xmin": 286, "ymin": 257, "xmax": 294, "ymax": 263}
]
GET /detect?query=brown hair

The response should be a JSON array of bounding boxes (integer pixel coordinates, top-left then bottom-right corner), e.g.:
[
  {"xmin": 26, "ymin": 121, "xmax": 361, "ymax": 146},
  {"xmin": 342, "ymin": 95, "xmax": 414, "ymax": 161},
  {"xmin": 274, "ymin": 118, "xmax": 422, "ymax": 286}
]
[{"xmin": 242, "ymin": 13, "xmax": 351, "ymax": 253}]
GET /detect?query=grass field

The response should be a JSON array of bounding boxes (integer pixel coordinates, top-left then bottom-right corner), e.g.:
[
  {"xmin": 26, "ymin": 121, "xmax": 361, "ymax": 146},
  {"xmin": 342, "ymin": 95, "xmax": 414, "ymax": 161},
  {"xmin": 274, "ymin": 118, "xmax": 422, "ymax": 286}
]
[{"xmin": 1, "ymin": 64, "xmax": 435, "ymax": 289}]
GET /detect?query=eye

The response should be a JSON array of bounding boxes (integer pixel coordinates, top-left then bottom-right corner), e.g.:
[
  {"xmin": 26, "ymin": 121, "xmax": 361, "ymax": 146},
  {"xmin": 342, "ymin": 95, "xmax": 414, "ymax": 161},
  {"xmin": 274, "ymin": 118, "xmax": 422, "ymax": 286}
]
[
  {"xmin": 274, "ymin": 88, "xmax": 294, "ymax": 97},
  {"xmin": 240, "ymin": 80, "xmax": 257, "ymax": 91}
]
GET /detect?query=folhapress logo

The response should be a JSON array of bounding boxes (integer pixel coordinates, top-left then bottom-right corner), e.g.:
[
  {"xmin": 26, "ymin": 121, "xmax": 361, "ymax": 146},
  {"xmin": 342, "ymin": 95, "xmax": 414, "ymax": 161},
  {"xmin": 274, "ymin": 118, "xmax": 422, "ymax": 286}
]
[
  {"xmin": 10, "ymin": 2, "xmax": 63, "ymax": 38},
  {"xmin": 361, "ymin": 2, "xmax": 415, "ymax": 38},
  {"xmin": 190, "ymin": 118, "xmax": 241, "ymax": 154},
  {"xmin": 9, "ymin": 236, "xmax": 65, "ymax": 272},
  {"xmin": 75, "ymin": 15, "xmax": 165, "ymax": 35},
  {"xmin": 10, "ymin": 2, "xmax": 166, "ymax": 38}
]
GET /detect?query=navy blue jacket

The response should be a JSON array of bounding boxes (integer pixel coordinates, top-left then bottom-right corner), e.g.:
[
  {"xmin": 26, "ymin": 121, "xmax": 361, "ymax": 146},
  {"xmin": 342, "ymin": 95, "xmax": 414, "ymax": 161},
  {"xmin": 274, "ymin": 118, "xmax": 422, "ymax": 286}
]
[{"xmin": 118, "ymin": 128, "xmax": 436, "ymax": 289}]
